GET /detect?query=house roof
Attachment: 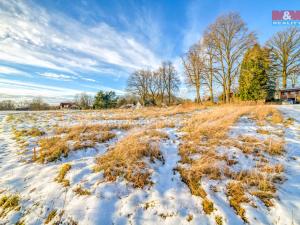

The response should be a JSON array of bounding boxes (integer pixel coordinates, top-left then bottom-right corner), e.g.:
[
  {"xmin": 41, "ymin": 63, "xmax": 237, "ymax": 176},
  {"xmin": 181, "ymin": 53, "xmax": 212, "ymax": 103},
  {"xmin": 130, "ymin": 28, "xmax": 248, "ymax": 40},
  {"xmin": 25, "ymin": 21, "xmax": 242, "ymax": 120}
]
[{"xmin": 279, "ymin": 87, "xmax": 300, "ymax": 92}]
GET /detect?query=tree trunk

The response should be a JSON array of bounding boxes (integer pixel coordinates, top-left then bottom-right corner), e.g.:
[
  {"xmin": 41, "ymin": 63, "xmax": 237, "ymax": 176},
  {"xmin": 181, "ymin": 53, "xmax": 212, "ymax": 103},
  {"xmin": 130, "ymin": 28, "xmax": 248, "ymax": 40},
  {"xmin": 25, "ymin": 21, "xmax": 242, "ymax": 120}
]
[
  {"xmin": 196, "ymin": 86, "xmax": 201, "ymax": 103},
  {"xmin": 210, "ymin": 86, "xmax": 214, "ymax": 103},
  {"xmin": 282, "ymin": 69, "xmax": 287, "ymax": 89},
  {"xmin": 223, "ymin": 85, "xmax": 226, "ymax": 103}
]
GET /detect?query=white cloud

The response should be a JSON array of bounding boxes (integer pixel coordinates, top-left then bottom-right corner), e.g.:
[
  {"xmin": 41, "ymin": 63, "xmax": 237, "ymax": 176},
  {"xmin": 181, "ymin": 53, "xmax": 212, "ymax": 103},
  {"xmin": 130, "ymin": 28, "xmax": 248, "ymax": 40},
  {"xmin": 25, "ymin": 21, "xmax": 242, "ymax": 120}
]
[
  {"xmin": 81, "ymin": 77, "xmax": 96, "ymax": 82},
  {"xmin": 39, "ymin": 72, "xmax": 77, "ymax": 81},
  {"xmin": 0, "ymin": 0, "xmax": 161, "ymax": 77},
  {"xmin": 0, "ymin": 78, "xmax": 94, "ymax": 102},
  {"xmin": 0, "ymin": 65, "xmax": 32, "ymax": 77},
  {"xmin": 0, "ymin": 78, "xmax": 125, "ymax": 103}
]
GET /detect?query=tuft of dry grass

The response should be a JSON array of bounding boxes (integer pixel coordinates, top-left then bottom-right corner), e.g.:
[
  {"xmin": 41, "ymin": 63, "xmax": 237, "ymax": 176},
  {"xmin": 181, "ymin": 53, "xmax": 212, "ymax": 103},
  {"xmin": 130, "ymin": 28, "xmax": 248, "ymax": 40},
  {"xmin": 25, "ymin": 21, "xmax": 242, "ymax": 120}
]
[
  {"xmin": 12, "ymin": 127, "xmax": 45, "ymax": 152},
  {"xmin": 177, "ymin": 167, "xmax": 207, "ymax": 198},
  {"xmin": 73, "ymin": 186, "xmax": 91, "ymax": 196},
  {"xmin": 38, "ymin": 137, "xmax": 68, "ymax": 162},
  {"xmin": 202, "ymin": 198, "xmax": 214, "ymax": 214},
  {"xmin": 55, "ymin": 163, "xmax": 72, "ymax": 187},
  {"xmin": 264, "ymin": 138, "xmax": 285, "ymax": 155},
  {"xmin": 215, "ymin": 215, "xmax": 223, "ymax": 225},
  {"xmin": 252, "ymin": 106, "xmax": 284, "ymax": 125},
  {"xmin": 37, "ymin": 124, "xmax": 117, "ymax": 162},
  {"xmin": 45, "ymin": 209, "xmax": 57, "ymax": 224},
  {"xmin": 186, "ymin": 214, "xmax": 193, "ymax": 222},
  {"xmin": 257, "ymin": 129, "xmax": 271, "ymax": 135},
  {"xmin": 226, "ymin": 182, "xmax": 249, "ymax": 223},
  {"xmin": 94, "ymin": 129, "xmax": 166, "ymax": 188},
  {"xmin": 251, "ymin": 191, "xmax": 274, "ymax": 207},
  {"xmin": 0, "ymin": 194, "xmax": 20, "ymax": 218}
]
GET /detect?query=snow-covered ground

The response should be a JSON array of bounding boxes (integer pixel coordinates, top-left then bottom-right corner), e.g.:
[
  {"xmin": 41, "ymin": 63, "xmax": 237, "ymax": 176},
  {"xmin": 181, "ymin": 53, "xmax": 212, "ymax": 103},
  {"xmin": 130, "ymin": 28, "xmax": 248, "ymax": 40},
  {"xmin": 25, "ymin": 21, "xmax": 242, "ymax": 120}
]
[{"xmin": 0, "ymin": 106, "xmax": 299, "ymax": 225}]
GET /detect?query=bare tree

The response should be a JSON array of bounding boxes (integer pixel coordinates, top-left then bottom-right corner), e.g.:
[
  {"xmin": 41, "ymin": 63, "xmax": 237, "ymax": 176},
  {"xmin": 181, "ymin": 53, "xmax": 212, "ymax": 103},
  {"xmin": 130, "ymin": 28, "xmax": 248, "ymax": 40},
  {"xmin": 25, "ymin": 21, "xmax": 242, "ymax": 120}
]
[
  {"xmin": 203, "ymin": 36, "xmax": 217, "ymax": 103},
  {"xmin": 127, "ymin": 69, "xmax": 150, "ymax": 106},
  {"xmin": 74, "ymin": 93, "xmax": 93, "ymax": 109},
  {"xmin": 290, "ymin": 66, "xmax": 299, "ymax": 88},
  {"xmin": 267, "ymin": 27, "xmax": 300, "ymax": 89},
  {"xmin": 157, "ymin": 63, "xmax": 167, "ymax": 104},
  {"xmin": 148, "ymin": 71, "xmax": 160, "ymax": 105},
  {"xmin": 204, "ymin": 12, "xmax": 256, "ymax": 102},
  {"xmin": 163, "ymin": 61, "xmax": 180, "ymax": 105},
  {"xmin": 182, "ymin": 44, "xmax": 205, "ymax": 103}
]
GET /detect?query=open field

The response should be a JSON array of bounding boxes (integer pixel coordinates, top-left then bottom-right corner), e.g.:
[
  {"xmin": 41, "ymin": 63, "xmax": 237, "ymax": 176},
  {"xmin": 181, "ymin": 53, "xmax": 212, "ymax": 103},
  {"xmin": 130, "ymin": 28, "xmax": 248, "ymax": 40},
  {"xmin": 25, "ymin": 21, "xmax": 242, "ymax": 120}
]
[{"xmin": 0, "ymin": 104, "xmax": 299, "ymax": 225}]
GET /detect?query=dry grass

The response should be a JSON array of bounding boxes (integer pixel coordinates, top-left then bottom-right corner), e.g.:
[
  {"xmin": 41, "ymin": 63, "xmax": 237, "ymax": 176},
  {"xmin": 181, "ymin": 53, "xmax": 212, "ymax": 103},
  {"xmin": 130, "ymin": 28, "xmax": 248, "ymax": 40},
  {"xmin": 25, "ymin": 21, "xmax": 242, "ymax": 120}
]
[
  {"xmin": 226, "ymin": 182, "xmax": 249, "ymax": 222},
  {"xmin": 215, "ymin": 215, "xmax": 223, "ymax": 225},
  {"xmin": 86, "ymin": 103, "xmax": 205, "ymax": 121},
  {"xmin": 55, "ymin": 163, "xmax": 72, "ymax": 187},
  {"xmin": 149, "ymin": 120, "xmax": 176, "ymax": 129},
  {"xmin": 177, "ymin": 167, "xmax": 207, "ymax": 198},
  {"xmin": 202, "ymin": 198, "xmax": 214, "ymax": 214},
  {"xmin": 177, "ymin": 105, "xmax": 286, "ymax": 219},
  {"xmin": 12, "ymin": 127, "xmax": 45, "ymax": 142},
  {"xmin": 186, "ymin": 214, "xmax": 193, "ymax": 222},
  {"xmin": 37, "ymin": 124, "xmax": 117, "ymax": 162},
  {"xmin": 252, "ymin": 106, "xmax": 284, "ymax": 125},
  {"xmin": 38, "ymin": 137, "xmax": 68, "ymax": 162},
  {"xmin": 45, "ymin": 209, "xmax": 57, "ymax": 224},
  {"xmin": 264, "ymin": 138, "xmax": 285, "ymax": 155},
  {"xmin": 257, "ymin": 129, "xmax": 271, "ymax": 135},
  {"xmin": 94, "ymin": 129, "xmax": 167, "ymax": 188},
  {"xmin": 73, "ymin": 186, "xmax": 91, "ymax": 196},
  {"xmin": 0, "ymin": 194, "xmax": 20, "ymax": 218}
]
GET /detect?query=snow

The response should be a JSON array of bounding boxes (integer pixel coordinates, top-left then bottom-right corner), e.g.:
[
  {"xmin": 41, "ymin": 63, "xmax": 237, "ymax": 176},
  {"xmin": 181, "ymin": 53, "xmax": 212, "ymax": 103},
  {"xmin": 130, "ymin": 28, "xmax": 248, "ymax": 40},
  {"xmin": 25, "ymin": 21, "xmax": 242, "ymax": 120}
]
[{"xmin": 0, "ymin": 106, "xmax": 299, "ymax": 225}]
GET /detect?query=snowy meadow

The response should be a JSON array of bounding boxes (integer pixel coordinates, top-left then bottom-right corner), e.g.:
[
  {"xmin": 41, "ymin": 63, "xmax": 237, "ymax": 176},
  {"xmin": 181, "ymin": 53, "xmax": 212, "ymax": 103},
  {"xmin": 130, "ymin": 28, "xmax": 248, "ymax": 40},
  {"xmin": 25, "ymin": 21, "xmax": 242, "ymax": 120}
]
[{"xmin": 0, "ymin": 104, "xmax": 299, "ymax": 225}]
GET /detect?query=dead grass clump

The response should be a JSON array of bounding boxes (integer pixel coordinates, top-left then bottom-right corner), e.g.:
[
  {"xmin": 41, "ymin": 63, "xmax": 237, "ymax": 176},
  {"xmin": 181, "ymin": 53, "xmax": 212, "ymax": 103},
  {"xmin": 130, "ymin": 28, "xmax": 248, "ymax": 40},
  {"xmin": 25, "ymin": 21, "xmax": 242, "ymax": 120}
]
[
  {"xmin": 264, "ymin": 138, "xmax": 285, "ymax": 155},
  {"xmin": 186, "ymin": 214, "xmax": 193, "ymax": 222},
  {"xmin": 226, "ymin": 182, "xmax": 249, "ymax": 223},
  {"xmin": 0, "ymin": 194, "xmax": 20, "ymax": 218},
  {"xmin": 13, "ymin": 127, "xmax": 45, "ymax": 142},
  {"xmin": 73, "ymin": 186, "xmax": 91, "ymax": 196},
  {"xmin": 252, "ymin": 106, "xmax": 283, "ymax": 125},
  {"xmin": 71, "ymin": 131, "xmax": 116, "ymax": 151},
  {"xmin": 233, "ymin": 168, "xmax": 279, "ymax": 207},
  {"xmin": 260, "ymin": 164, "xmax": 284, "ymax": 174},
  {"xmin": 55, "ymin": 163, "xmax": 72, "ymax": 187},
  {"xmin": 56, "ymin": 123, "xmax": 132, "ymax": 135},
  {"xmin": 284, "ymin": 117, "xmax": 295, "ymax": 127},
  {"xmin": 251, "ymin": 191, "xmax": 274, "ymax": 207},
  {"xmin": 257, "ymin": 129, "xmax": 271, "ymax": 135},
  {"xmin": 149, "ymin": 120, "xmax": 176, "ymax": 129},
  {"xmin": 141, "ymin": 130, "xmax": 169, "ymax": 139},
  {"xmin": 215, "ymin": 215, "xmax": 223, "ymax": 225},
  {"xmin": 178, "ymin": 143, "xmax": 199, "ymax": 164},
  {"xmin": 45, "ymin": 209, "xmax": 57, "ymax": 224},
  {"xmin": 38, "ymin": 137, "xmax": 68, "ymax": 162},
  {"xmin": 177, "ymin": 168, "xmax": 207, "ymax": 198},
  {"xmin": 202, "ymin": 198, "xmax": 214, "ymax": 214},
  {"xmin": 94, "ymin": 130, "xmax": 165, "ymax": 188},
  {"xmin": 182, "ymin": 106, "xmax": 252, "ymax": 145},
  {"xmin": 38, "ymin": 125, "xmax": 117, "ymax": 162}
]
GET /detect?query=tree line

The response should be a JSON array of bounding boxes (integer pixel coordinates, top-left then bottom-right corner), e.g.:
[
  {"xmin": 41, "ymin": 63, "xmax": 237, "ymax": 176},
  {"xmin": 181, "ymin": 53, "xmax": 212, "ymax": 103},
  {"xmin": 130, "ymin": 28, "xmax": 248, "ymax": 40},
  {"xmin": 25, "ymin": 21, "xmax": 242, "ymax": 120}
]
[
  {"xmin": 126, "ymin": 61, "xmax": 181, "ymax": 106},
  {"xmin": 127, "ymin": 12, "xmax": 300, "ymax": 104}
]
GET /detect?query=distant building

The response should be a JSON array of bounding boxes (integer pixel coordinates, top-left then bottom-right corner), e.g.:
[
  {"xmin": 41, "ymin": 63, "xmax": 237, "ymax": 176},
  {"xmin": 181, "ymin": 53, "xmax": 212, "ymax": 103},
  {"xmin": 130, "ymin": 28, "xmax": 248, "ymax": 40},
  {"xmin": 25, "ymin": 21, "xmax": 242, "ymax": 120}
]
[
  {"xmin": 59, "ymin": 102, "xmax": 79, "ymax": 110},
  {"xmin": 278, "ymin": 87, "xmax": 300, "ymax": 103}
]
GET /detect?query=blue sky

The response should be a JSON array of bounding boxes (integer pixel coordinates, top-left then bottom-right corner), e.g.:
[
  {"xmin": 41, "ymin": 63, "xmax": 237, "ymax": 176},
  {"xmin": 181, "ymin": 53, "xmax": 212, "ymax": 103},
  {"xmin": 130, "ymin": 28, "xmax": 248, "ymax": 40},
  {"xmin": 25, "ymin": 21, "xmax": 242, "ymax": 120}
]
[{"xmin": 0, "ymin": 0, "xmax": 299, "ymax": 103}]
